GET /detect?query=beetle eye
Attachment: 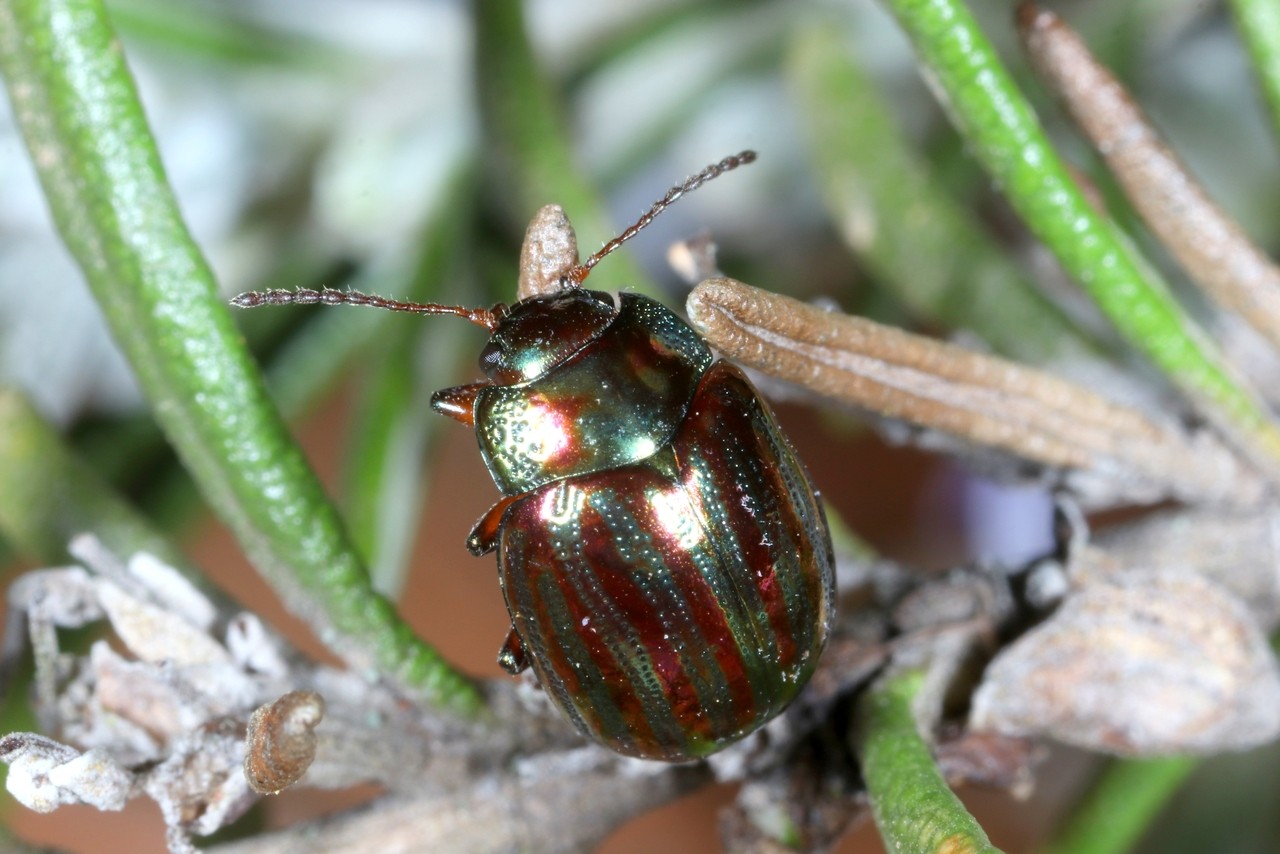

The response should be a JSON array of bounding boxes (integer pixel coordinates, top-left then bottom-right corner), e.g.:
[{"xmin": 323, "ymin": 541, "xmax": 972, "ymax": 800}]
[{"xmin": 479, "ymin": 341, "xmax": 506, "ymax": 379}]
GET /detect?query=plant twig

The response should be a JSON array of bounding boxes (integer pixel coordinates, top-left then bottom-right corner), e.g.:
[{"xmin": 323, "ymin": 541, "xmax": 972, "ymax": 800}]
[
  {"xmin": 211, "ymin": 761, "xmax": 709, "ymax": 854},
  {"xmin": 0, "ymin": 0, "xmax": 480, "ymax": 714},
  {"xmin": 1019, "ymin": 3, "xmax": 1280, "ymax": 357}
]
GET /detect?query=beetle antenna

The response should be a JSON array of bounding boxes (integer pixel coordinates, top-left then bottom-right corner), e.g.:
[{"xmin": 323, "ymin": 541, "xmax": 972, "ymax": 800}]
[
  {"xmin": 229, "ymin": 287, "xmax": 502, "ymax": 332},
  {"xmin": 565, "ymin": 150, "xmax": 757, "ymax": 286}
]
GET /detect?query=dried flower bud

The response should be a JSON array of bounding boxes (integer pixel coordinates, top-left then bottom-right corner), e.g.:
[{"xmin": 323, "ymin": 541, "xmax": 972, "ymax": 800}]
[
  {"xmin": 970, "ymin": 571, "xmax": 1280, "ymax": 755},
  {"xmin": 518, "ymin": 204, "xmax": 579, "ymax": 299},
  {"xmin": 96, "ymin": 580, "xmax": 230, "ymax": 666},
  {"xmin": 891, "ymin": 568, "xmax": 1012, "ymax": 633},
  {"xmin": 1087, "ymin": 508, "xmax": 1280, "ymax": 629},
  {"xmin": 126, "ymin": 552, "xmax": 216, "ymax": 631},
  {"xmin": 225, "ymin": 612, "xmax": 289, "ymax": 678},
  {"xmin": 244, "ymin": 690, "xmax": 326, "ymax": 795}
]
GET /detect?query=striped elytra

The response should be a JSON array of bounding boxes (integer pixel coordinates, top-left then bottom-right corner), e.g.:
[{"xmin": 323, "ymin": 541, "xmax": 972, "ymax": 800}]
[
  {"xmin": 230, "ymin": 152, "xmax": 836, "ymax": 761},
  {"xmin": 493, "ymin": 352, "xmax": 834, "ymax": 760}
]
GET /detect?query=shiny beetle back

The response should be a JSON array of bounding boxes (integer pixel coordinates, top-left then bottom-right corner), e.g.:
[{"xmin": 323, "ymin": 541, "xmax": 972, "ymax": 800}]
[{"xmin": 496, "ymin": 358, "xmax": 833, "ymax": 759}]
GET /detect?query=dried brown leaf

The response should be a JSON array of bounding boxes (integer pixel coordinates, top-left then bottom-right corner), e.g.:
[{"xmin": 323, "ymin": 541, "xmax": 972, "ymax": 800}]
[
  {"xmin": 1019, "ymin": 3, "xmax": 1280, "ymax": 354},
  {"xmin": 687, "ymin": 277, "xmax": 1264, "ymax": 506}
]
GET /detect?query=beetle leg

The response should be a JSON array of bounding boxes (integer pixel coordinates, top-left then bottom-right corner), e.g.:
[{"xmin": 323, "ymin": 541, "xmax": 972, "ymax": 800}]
[
  {"xmin": 430, "ymin": 382, "xmax": 488, "ymax": 426},
  {"xmin": 497, "ymin": 626, "xmax": 529, "ymax": 675},
  {"xmin": 466, "ymin": 494, "xmax": 522, "ymax": 556}
]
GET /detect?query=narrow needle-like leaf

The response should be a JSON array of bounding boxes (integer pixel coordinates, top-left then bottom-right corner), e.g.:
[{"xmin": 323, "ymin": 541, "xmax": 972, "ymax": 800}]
[
  {"xmin": 0, "ymin": 0, "xmax": 480, "ymax": 714},
  {"xmin": 1020, "ymin": 4, "xmax": 1280, "ymax": 357},
  {"xmin": 879, "ymin": 0, "xmax": 1280, "ymax": 477},
  {"xmin": 344, "ymin": 168, "xmax": 476, "ymax": 595},
  {"xmin": 1046, "ymin": 757, "xmax": 1195, "ymax": 854},
  {"xmin": 1229, "ymin": 0, "xmax": 1280, "ymax": 144},
  {"xmin": 473, "ymin": 0, "xmax": 650, "ymax": 293},
  {"xmin": 0, "ymin": 389, "xmax": 190, "ymax": 572},
  {"xmin": 854, "ymin": 669, "xmax": 1004, "ymax": 854},
  {"xmin": 787, "ymin": 22, "xmax": 1106, "ymax": 373}
]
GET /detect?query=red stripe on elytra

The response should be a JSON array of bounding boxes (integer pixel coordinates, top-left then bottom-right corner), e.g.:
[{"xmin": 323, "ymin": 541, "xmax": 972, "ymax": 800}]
[
  {"xmin": 680, "ymin": 366, "xmax": 801, "ymax": 674},
  {"xmin": 637, "ymin": 483, "xmax": 757, "ymax": 732},
  {"xmin": 507, "ymin": 504, "xmax": 662, "ymax": 754},
  {"xmin": 576, "ymin": 485, "xmax": 711, "ymax": 746}
]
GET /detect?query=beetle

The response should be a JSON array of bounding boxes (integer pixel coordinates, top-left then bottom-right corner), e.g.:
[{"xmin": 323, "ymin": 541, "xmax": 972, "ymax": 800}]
[{"xmin": 233, "ymin": 152, "xmax": 835, "ymax": 761}]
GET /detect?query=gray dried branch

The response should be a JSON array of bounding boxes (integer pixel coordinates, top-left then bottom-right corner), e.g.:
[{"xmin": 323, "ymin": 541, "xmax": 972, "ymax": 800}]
[
  {"xmin": 687, "ymin": 277, "xmax": 1266, "ymax": 507},
  {"xmin": 0, "ymin": 540, "xmax": 526, "ymax": 850},
  {"xmin": 18, "ymin": 511, "xmax": 1259, "ymax": 850},
  {"xmin": 7, "ymin": 540, "xmax": 798, "ymax": 853},
  {"xmin": 1018, "ymin": 3, "xmax": 1280, "ymax": 356},
  {"xmin": 211, "ymin": 759, "xmax": 710, "ymax": 854}
]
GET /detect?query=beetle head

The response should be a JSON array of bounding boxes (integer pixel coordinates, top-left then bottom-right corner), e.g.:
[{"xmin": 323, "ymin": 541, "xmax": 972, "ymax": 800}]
[{"xmin": 477, "ymin": 289, "xmax": 616, "ymax": 385}]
